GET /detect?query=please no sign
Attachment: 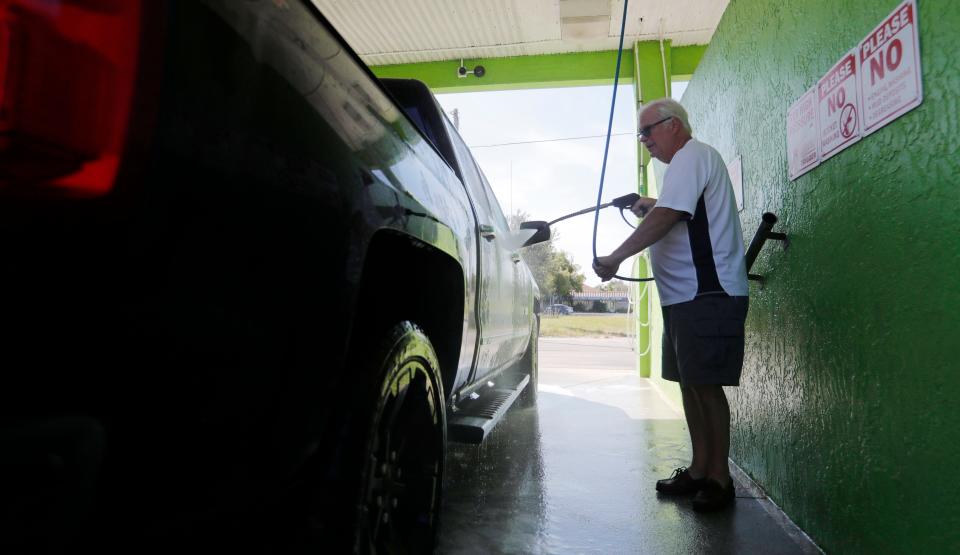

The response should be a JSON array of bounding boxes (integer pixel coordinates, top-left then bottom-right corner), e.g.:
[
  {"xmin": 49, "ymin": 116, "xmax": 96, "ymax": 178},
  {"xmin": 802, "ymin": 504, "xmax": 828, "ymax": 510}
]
[
  {"xmin": 787, "ymin": 0, "xmax": 922, "ymax": 180},
  {"xmin": 818, "ymin": 52, "xmax": 861, "ymax": 161},
  {"xmin": 859, "ymin": 0, "xmax": 922, "ymax": 136}
]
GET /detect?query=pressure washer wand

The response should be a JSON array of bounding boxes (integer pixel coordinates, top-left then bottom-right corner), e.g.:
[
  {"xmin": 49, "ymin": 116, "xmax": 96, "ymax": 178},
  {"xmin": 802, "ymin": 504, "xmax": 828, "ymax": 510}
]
[{"xmin": 547, "ymin": 193, "xmax": 640, "ymax": 227}]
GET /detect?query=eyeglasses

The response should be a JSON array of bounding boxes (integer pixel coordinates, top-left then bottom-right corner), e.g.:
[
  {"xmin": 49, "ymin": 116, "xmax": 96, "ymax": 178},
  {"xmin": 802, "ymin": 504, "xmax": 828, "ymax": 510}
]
[{"xmin": 638, "ymin": 116, "xmax": 673, "ymax": 138}]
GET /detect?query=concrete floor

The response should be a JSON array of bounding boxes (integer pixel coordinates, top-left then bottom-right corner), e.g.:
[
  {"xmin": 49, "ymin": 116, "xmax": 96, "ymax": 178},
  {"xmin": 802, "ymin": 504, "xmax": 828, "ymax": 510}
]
[{"xmin": 439, "ymin": 337, "xmax": 822, "ymax": 555}]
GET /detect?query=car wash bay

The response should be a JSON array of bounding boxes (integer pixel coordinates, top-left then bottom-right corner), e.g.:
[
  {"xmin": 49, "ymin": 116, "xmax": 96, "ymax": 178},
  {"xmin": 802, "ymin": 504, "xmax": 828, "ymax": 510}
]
[
  {"xmin": 318, "ymin": 0, "xmax": 960, "ymax": 552},
  {"xmin": 440, "ymin": 337, "xmax": 818, "ymax": 554}
]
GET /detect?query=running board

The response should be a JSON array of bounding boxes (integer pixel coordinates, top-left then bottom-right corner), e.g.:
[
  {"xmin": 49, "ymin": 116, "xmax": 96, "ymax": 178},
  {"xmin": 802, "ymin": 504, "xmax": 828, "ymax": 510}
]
[{"xmin": 448, "ymin": 374, "xmax": 529, "ymax": 444}]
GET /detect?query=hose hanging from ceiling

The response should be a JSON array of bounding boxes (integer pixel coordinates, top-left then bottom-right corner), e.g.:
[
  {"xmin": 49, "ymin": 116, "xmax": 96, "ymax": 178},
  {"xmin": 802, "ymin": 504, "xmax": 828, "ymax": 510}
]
[{"xmin": 591, "ymin": 0, "xmax": 655, "ymax": 283}]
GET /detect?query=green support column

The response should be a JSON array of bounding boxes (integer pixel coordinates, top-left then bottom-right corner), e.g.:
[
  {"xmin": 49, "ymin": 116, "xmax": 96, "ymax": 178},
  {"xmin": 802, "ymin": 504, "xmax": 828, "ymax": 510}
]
[{"xmin": 631, "ymin": 40, "xmax": 671, "ymax": 378}]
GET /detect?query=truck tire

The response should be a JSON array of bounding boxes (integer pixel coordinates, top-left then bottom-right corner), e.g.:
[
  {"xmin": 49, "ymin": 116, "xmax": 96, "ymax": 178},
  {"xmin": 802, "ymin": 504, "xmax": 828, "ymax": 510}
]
[
  {"xmin": 353, "ymin": 322, "xmax": 446, "ymax": 554},
  {"xmin": 516, "ymin": 317, "xmax": 539, "ymax": 408}
]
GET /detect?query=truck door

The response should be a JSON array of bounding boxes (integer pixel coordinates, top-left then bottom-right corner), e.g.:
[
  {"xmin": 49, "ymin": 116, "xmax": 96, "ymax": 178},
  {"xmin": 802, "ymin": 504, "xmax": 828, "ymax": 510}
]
[
  {"xmin": 478, "ymin": 169, "xmax": 532, "ymax": 361},
  {"xmin": 445, "ymin": 123, "xmax": 524, "ymax": 382}
]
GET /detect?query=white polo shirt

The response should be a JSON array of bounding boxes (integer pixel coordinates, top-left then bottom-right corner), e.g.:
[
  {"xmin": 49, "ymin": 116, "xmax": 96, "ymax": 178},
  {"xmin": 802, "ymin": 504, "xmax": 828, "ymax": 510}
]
[{"xmin": 649, "ymin": 139, "xmax": 749, "ymax": 306}]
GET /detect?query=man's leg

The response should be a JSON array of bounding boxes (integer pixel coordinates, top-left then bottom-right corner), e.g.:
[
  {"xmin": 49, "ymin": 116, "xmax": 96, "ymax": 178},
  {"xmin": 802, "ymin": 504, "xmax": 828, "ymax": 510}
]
[
  {"xmin": 656, "ymin": 385, "xmax": 709, "ymax": 495},
  {"xmin": 680, "ymin": 385, "xmax": 708, "ymax": 478},
  {"xmin": 690, "ymin": 384, "xmax": 731, "ymax": 485}
]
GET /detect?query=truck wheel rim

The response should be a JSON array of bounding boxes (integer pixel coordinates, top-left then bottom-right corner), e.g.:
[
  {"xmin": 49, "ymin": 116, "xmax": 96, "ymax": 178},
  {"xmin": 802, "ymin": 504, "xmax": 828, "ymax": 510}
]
[{"xmin": 360, "ymin": 358, "xmax": 443, "ymax": 552}]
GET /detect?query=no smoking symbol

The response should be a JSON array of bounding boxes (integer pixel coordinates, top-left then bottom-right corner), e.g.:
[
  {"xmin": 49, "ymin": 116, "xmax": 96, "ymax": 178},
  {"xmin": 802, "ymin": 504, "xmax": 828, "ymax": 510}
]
[{"xmin": 840, "ymin": 104, "xmax": 857, "ymax": 139}]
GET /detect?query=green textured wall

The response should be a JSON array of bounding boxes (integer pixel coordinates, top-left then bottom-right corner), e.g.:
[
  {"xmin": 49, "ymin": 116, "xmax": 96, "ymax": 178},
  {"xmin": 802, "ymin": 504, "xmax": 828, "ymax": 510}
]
[{"xmin": 680, "ymin": 0, "xmax": 960, "ymax": 552}]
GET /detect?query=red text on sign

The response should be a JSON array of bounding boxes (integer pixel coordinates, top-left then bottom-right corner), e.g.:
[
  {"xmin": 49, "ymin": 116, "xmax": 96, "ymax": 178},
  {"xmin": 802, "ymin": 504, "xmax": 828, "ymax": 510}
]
[
  {"xmin": 827, "ymin": 87, "xmax": 846, "ymax": 115},
  {"xmin": 860, "ymin": 4, "xmax": 912, "ymax": 61},
  {"xmin": 818, "ymin": 55, "xmax": 855, "ymax": 100},
  {"xmin": 869, "ymin": 39, "xmax": 904, "ymax": 86}
]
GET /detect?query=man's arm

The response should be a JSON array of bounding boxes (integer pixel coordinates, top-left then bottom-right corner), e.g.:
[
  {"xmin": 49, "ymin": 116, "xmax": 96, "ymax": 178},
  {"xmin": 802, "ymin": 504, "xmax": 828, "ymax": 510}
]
[{"xmin": 593, "ymin": 206, "xmax": 688, "ymax": 280}]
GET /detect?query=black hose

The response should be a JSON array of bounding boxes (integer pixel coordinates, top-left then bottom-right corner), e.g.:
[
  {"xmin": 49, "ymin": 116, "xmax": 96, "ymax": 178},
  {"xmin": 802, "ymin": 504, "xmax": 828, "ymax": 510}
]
[{"xmin": 591, "ymin": 0, "xmax": 654, "ymax": 283}]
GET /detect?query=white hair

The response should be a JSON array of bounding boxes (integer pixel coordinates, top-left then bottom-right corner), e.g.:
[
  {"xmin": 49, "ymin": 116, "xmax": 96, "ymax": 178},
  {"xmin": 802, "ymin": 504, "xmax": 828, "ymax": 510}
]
[{"xmin": 640, "ymin": 98, "xmax": 692, "ymax": 134}]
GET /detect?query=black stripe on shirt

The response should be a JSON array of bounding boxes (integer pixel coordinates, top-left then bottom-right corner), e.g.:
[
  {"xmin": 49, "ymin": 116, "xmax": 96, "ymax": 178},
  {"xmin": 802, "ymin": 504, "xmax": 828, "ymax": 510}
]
[{"xmin": 687, "ymin": 194, "xmax": 724, "ymax": 296}]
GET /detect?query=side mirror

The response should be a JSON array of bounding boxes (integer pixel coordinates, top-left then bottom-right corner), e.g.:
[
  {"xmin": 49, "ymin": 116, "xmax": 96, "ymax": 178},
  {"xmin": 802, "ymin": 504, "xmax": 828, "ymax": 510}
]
[{"xmin": 519, "ymin": 221, "xmax": 550, "ymax": 247}]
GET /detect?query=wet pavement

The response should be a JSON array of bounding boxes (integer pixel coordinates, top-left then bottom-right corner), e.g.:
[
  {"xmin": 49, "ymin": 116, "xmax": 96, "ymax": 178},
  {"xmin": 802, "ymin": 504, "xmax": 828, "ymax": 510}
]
[{"xmin": 439, "ymin": 337, "xmax": 821, "ymax": 555}]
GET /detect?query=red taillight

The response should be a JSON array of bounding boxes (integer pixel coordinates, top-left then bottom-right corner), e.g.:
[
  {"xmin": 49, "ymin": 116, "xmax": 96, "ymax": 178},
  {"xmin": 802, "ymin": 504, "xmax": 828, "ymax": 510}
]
[{"xmin": 0, "ymin": 0, "xmax": 141, "ymax": 197}]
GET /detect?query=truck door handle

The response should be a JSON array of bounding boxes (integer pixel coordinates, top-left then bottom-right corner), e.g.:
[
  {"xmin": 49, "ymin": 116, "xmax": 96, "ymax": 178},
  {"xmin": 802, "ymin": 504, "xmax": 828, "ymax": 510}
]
[
  {"xmin": 511, "ymin": 253, "xmax": 521, "ymax": 264},
  {"xmin": 479, "ymin": 224, "xmax": 496, "ymax": 240}
]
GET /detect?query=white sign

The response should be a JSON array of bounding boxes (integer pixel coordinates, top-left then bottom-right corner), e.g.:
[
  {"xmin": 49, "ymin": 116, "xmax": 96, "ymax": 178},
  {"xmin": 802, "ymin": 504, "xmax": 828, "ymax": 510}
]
[
  {"xmin": 787, "ymin": 88, "xmax": 819, "ymax": 181},
  {"xmin": 858, "ymin": 0, "xmax": 922, "ymax": 136},
  {"xmin": 727, "ymin": 155, "xmax": 743, "ymax": 212},
  {"xmin": 817, "ymin": 51, "xmax": 861, "ymax": 160}
]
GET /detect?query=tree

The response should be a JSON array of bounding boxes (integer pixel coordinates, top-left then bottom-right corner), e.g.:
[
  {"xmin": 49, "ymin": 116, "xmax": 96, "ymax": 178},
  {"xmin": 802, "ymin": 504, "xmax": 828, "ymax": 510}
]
[
  {"xmin": 548, "ymin": 250, "xmax": 585, "ymax": 302},
  {"xmin": 509, "ymin": 210, "xmax": 585, "ymax": 300}
]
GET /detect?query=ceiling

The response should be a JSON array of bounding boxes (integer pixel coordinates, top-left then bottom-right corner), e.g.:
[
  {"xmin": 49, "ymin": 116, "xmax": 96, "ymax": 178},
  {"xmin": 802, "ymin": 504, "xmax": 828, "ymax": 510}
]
[{"xmin": 311, "ymin": 0, "xmax": 730, "ymax": 66}]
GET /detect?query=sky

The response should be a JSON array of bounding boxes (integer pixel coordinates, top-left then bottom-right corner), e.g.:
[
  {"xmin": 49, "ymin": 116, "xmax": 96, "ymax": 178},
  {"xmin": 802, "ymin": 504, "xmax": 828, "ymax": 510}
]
[{"xmin": 436, "ymin": 82, "xmax": 686, "ymax": 286}]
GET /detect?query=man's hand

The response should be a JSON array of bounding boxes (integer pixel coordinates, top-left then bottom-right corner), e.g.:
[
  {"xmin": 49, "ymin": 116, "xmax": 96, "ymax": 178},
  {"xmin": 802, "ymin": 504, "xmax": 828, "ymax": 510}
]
[
  {"xmin": 593, "ymin": 204, "xmax": 683, "ymax": 283},
  {"xmin": 631, "ymin": 196, "xmax": 657, "ymax": 218},
  {"xmin": 593, "ymin": 255, "xmax": 623, "ymax": 282}
]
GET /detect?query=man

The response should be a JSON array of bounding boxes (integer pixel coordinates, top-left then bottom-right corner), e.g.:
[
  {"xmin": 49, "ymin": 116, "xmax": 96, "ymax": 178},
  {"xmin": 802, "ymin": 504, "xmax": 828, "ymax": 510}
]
[{"xmin": 593, "ymin": 98, "xmax": 749, "ymax": 512}]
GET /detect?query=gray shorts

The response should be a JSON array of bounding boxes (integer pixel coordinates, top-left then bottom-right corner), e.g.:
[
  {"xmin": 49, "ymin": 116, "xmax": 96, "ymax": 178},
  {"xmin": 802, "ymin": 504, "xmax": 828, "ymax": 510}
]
[{"xmin": 662, "ymin": 295, "xmax": 749, "ymax": 387}]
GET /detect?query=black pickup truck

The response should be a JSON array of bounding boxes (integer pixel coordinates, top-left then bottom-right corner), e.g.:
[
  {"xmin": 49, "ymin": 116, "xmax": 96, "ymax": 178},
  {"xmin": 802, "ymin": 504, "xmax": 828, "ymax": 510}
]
[{"xmin": 0, "ymin": 1, "xmax": 546, "ymax": 553}]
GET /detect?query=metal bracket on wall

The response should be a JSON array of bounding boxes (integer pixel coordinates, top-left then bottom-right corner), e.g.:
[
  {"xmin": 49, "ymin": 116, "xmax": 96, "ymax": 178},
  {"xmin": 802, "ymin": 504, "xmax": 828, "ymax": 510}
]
[{"xmin": 745, "ymin": 212, "xmax": 788, "ymax": 287}]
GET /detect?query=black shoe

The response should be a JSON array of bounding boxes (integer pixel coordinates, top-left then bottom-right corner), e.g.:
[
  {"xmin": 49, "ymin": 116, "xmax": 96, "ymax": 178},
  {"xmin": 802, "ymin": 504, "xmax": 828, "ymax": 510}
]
[
  {"xmin": 692, "ymin": 478, "xmax": 735, "ymax": 512},
  {"xmin": 656, "ymin": 467, "xmax": 706, "ymax": 495}
]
